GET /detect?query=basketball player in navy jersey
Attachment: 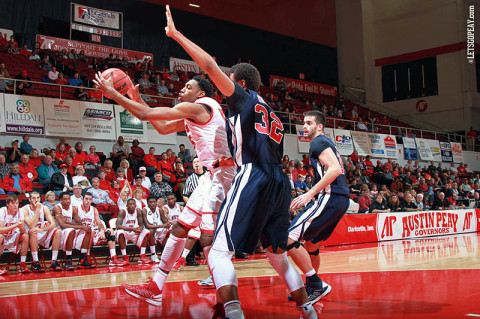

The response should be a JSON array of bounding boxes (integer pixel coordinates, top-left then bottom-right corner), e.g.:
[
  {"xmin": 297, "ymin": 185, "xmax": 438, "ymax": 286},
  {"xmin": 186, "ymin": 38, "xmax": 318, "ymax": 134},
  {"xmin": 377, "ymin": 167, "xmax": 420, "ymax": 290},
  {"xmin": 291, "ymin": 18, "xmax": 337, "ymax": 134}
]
[
  {"xmin": 164, "ymin": 5, "xmax": 316, "ymax": 319},
  {"xmin": 288, "ymin": 111, "xmax": 350, "ymax": 304}
]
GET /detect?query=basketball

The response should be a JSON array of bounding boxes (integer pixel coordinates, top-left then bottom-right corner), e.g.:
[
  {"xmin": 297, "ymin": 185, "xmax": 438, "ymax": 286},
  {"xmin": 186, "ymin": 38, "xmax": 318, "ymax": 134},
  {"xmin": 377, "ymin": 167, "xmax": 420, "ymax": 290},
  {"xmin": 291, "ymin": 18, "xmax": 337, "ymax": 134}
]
[{"xmin": 100, "ymin": 68, "xmax": 133, "ymax": 99}]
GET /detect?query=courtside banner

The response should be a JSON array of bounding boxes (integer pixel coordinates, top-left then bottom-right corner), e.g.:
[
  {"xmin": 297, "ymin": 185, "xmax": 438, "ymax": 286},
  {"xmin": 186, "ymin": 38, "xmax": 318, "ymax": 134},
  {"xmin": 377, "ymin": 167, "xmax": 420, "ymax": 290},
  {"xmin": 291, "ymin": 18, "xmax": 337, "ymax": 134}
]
[
  {"xmin": 43, "ymin": 98, "xmax": 81, "ymax": 137},
  {"xmin": 270, "ymin": 75, "xmax": 338, "ymax": 97},
  {"xmin": 80, "ymin": 102, "xmax": 116, "ymax": 140},
  {"xmin": 402, "ymin": 137, "xmax": 418, "ymax": 160},
  {"xmin": 476, "ymin": 208, "xmax": 480, "ymax": 232},
  {"xmin": 333, "ymin": 129, "xmax": 354, "ymax": 156},
  {"xmin": 114, "ymin": 105, "xmax": 146, "ymax": 142},
  {"xmin": 37, "ymin": 35, "xmax": 153, "ymax": 62},
  {"xmin": 4, "ymin": 94, "xmax": 44, "ymax": 135},
  {"xmin": 0, "ymin": 93, "xmax": 5, "ymax": 133},
  {"xmin": 440, "ymin": 142, "xmax": 453, "ymax": 163},
  {"xmin": 73, "ymin": 3, "xmax": 121, "ymax": 30},
  {"xmin": 451, "ymin": 142, "xmax": 464, "ymax": 163},
  {"xmin": 322, "ymin": 214, "xmax": 378, "ymax": 246},
  {"xmin": 377, "ymin": 209, "xmax": 477, "ymax": 242},
  {"xmin": 170, "ymin": 57, "xmax": 231, "ymax": 76}
]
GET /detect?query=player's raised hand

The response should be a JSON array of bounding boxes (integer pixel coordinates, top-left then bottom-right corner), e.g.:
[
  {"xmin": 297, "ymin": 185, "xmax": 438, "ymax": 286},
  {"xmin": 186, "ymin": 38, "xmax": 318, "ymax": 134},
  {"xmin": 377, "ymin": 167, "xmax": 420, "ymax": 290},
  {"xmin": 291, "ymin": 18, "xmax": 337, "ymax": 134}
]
[
  {"xmin": 290, "ymin": 192, "xmax": 314, "ymax": 210},
  {"xmin": 93, "ymin": 71, "xmax": 116, "ymax": 97},
  {"xmin": 165, "ymin": 5, "xmax": 178, "ymax": 38}
]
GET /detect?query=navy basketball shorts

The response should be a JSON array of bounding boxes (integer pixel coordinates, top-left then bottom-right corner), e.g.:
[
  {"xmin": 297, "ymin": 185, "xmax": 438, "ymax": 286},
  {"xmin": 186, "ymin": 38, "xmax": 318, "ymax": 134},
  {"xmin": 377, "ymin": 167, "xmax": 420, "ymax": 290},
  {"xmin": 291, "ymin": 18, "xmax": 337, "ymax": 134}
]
[
  {"xmin": 288, "ymin": 193, "xmax": 349, "ymax": 244},
  {"xmin": 212, "ymin": 163, "xmax": 291, "ymax": 254}
]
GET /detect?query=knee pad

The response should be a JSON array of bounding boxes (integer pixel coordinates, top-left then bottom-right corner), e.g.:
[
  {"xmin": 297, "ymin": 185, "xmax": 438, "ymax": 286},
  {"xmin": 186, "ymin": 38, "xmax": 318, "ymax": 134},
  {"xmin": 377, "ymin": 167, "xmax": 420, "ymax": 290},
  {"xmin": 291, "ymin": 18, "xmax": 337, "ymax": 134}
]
[
  {"xmin": 266, "ymin": 251, "xmax": 304, "ymax": 292},
  {"xmin": 308, "ymin": 249, "xmax": 319, "ymax": 256},
  {"xmin": 208, "ymin": 249, "xmax": 236, "ymax": 289}
]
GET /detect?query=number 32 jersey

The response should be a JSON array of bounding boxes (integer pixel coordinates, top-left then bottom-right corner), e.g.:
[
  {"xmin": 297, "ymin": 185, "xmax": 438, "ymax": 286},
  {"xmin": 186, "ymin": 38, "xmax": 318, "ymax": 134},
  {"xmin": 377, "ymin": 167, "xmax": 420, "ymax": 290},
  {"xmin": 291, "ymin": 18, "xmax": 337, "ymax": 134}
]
[{"xmin": 226, "ymin": 82, "xmax": 284, "ymax": 166}]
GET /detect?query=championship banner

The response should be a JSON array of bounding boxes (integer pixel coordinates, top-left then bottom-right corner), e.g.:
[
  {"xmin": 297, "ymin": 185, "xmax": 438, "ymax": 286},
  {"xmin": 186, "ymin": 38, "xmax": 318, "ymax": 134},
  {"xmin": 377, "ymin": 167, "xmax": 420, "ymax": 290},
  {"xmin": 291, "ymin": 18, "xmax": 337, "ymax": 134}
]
[
  {"xmin": 43, "ymin": 98, "xmax": 81, "ymax": 137},
  {"xmin": 451, "ymin": 142, "xmax": 464, "ymax": 163},
  {"xmin": 270, "ymin": 75, "xmax": 338, "ymax": 97},
  {"xmin": 80, "ymin": 102, "xmax": 116, "ymax": 140},
  {"xmin": 333, "ymin": 129, "xmax": 354, "ymax": 156},
  {"xmin": 402, "ymin": 137, "xmax": 418, "ymax": 160},
  {"xmin": 0, "ymin": 93, "xmax": 5, "ymax": 133},
  {"xmin": 440, "ymin": 142, "xmax": 453, "ymax": 163},
  {"xmin": 73, "ymin": 3, "xmax": 121, "ymax": 30},
  {"xmin": 37, "ymin": 35, "xmax": 152, "ymax": 62},
  {"xmin": 376, "ymin": 209, "xmax": 477, "ymax": 242},
  {"xmin": 4, "ymin": 94, "xmax": 44, "ymax": 135},
  {"xmin": 147, "ymin": 122, "xmax": 177, "ymax": 145},
  {"xmin": 415, "ymin": 138, "xmax": 434, "ymax": 161},
  {"xmin": 114, "ymin": 105, "xmax": 146, "ymax": 142},
  {"xmin": 170, "ymin": 57, "xmax": 231, "ymax": 76},
  {"xmin": 383, "ymin": 134, "xmax": 398, "ymax": 159}
]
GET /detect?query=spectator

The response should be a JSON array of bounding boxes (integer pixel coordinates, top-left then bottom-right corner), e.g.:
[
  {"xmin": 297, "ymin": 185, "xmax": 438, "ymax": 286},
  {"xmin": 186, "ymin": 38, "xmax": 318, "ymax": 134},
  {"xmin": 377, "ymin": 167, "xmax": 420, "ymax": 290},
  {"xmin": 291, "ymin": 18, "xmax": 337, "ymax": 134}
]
[
  {"xmin": 414, "ymin": 193, "xmax": 425, "ymax": 210},
  {"xmin": 133, "ymin": 175, "xmax": 150, "ymax": 199},
  {"xmin": 48, "ymin": 66, "xmax": 59, "ymax": 82},
  {"xmin": 69, "ymin": 72, "xmax": 83, "ymax": 86},
  {"xmin": 172, "ymin": 162, "xmax": 187, "ymax": 196},
  {"xmin": 72, "ymin": 166, "xmax": 91, "ymax": 190},
  {"xmin": 356, "ymin": 118, "xmax": 368, "ymax": 131},
  {"xmin": 108, "ymin": 179, "xmax": 122, "ymax": 203},
  {"xmin": 7, "ymin": 140, "xmax": 22, "ymax": 163},
  {"xmin": 74, "ymin": 83, "xmax": 88, "ymax": 100},
  {"xmin": 130, "ymin": 139, "xmax": 145, "ymax": 173},
  {"xmin": 55, "ymin": 72, "xmax": 68, "ymax": 85},
  {"xmin": 43, "ymin": 191, "xmax": 59, "ymax": 211},
  {"xmin": 19, "ymin": 134, "xmax": 33, "ymax": 155},
  {"xmin": 166, "ymin": 148, "xmax": 176, "ymax": 164},
  {"xmin": 369, "ymin": 194, "xmax": 390, "ymax": 213},
  {"xmin": 97, "ymin": 170, "xmax": 111, "ymax": 191},
  {"xmin": 378, "ymin": 164, "xmax": 394, "ymax": 188},
  {"xmin": 119, "ymin": 159, "xmax": 133, "ymax": 184},
  {"xmin": 111, "ymin": 136, "xmax": 130, "ymax": 167},
  {"xmin": 305, "ymin": 175, "xmax": 314, "ymax": 189},
  {"xmin": 15, "ymin": 70, "xmax": 32, "ymax": 88},
  {"xmin": 36, "ymin": 155, "xmax": 59, "ymax": 187},
  {"xmin": 457, "ymin": 163, "xmax": 467, "ymax": 175},
  {"xmin": 167, "ymin": 83, "xmax": 177, "ymax": 96},
  {"xmin": 473, "ymin": 192, "xmax": 480, "ymax": 208},
  {"xmin": 170, "ymin": 69, "xmax": 180, "ymax": 81},
  {"xmin": 29, "ymin": 50, "xmax": 40, "ymax": 61},
  {"xmin": 400, "ymin": 192, "xmax": 420, "ymax": 212},
  {"xmin": 18, "ymin": 154, "xmax": 37, "ymax": 182},
  {"xmin": 390, "ymin": 177, "xmax": 404, "ymax": 193},
  {"xmin": 179, "ymin": 70, "xmax": 189, "ymax": 82},
  {"xmin": 85, "ymin": 145, "xmax": 101, "ymax": 170},
  {"xmin": 296, "ymin": 162, "xmax": 308, "ymax": 177},
  {"xmin": 293, "ymin": 175, "xmax": 309, "ymax": 195},
  {"xmin": 449, "ymin": 193, "xmax": 466, "ymax": 209},
  {"xmin": 101, "ymin": 159, "xmax": 116, "ymax": 182},
  {"xmin": 64, "ymin": 156, "xmax": 75, "ymax": 176},
  {"xmin": 117, "ymin": 191, "xmax": 128, "ymax": 211},
  {"xmin": 432, "ymin": 192, "xmax": 451, "ymax": 210},
  {"xmin": 0, "ymin": 73, "xmax": 11, "ymax": 92},
  {"xmin": 138, "ymin": 73, "xmax": 152, "ymax": 90},
  {"xmin": 177, "ymin": 144, "xmax": 192, "ymax": 164},
  {"xmin": 387, "ymin": 194, "xmax": 402, "ymax": 212},
  {"xmin": 15, "ymin": 82, "xmax": 26, "ymax": 95},
  {"xmin": 68, "ymin": 49, "xmax": 78, "ymax": 60},
  {"xmin": 19, "ymin": 44, "xmax": 31, "ymax": 57},
  {"xmin": 70, "ymin": 184, "xmax": 83, "ymax": 207},
  {"xmin": 466, "ymin": 127, "xmax": 477, "ymax": 151},
  {"xmin": 157, "ymin": 152, "xmax": 174, "ymax": 184},
  {"xmin": 88, "ymin": 177, "xmax": 115, "ymax": 205},
  {"xmin": 78, "ymin": 50, "xmax": 87, "ymax": 62},
  {"xmin": 38, "ymin": 56, "xmax": 52, "ymax": 71},
  {"xmin": 3, "ymin": 163, "xmax": 32, "ymax": 195},
  {"xmin": 144, "ymin": 147, "xmax": 158, "ymax": 175},
  {"xmin": 357, "ymin": 190, "xmax": 371, "ymax": 214},
  {"xmin": 0, "ymin": 154, "xmax": 11, "ymax": 180},
  {"xmin": 0, "ymin": 62, "xmax": 10, "ymax": 78},
  {"xmin": 138, "ymin": 167, "xmax": 151, "ymax": 189},
  {"xmin": 28, "ymin": 149, "xmax": 42, "ymax": 168},
  {"xmin": 150, "ymin": 172, "xmax": 173, "ymax": 202},
  {"xmin": 349, "ymin": 179, "xmax": 361, "ymax": 195},
  {"xmin": 88, "ymin": 87, "xmax": 103, "ymax": 102},
  {"xmin": 55, "ymin": 143, "xmax": 67, "ymax": 163}
]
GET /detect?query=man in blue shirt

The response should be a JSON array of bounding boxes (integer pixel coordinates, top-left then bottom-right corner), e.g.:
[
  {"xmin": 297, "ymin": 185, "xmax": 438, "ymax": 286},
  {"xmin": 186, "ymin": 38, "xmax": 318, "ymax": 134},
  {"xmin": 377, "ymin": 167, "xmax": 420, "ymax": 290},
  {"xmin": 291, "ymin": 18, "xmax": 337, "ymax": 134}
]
[
  {"xmin": 294, "ymin": 175, "xmax": 309, "ymax": 195},
  {"xmin": 68, "ymin": 72, "xmax": 83, "ymax": 86}
]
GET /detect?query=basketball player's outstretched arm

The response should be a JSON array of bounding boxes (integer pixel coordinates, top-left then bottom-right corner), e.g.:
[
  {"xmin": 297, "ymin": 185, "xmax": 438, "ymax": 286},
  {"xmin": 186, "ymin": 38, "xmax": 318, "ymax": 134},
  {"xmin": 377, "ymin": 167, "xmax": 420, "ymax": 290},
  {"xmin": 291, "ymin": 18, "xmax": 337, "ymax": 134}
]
[
  {"xmin": 94, "ymin": 72, "xmax": 209, "ymax": 133},
  {"xmin": 165, "ymin": 5, "xmax": 235, "ymax": 97},
  {"xmin": 291, "ymin": 148, "xmax": 343, "ymax": 209}
]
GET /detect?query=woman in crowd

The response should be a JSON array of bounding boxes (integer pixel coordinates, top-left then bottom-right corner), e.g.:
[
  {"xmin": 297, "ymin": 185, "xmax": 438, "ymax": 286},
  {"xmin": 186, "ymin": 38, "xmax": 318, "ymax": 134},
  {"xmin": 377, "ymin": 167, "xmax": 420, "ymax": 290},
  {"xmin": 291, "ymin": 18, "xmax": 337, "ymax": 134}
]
[
  {"xmin": 120, "ymin": 159, "xmax": 133, "ymax": 184},
  {"xmin": 42, "ymin": 191, "xmax": 59, "ymax": 210},
  {"xmin": 101, "ymin": 159, "xmax": 116, "ymax": 182},
  {"xmin": 387, "ymin": 194, "xmax": 402, "ymax": 212},
  {"xmin": 29, "ymin": 149, "xmax": 43, "ymax": 168},
  {"xmin": 72, "ymin": 166, "xmax": 91, "ymax": 190},
  {"xmin": 109, "ymin": 179, "xmax": 122, "ymax": 204}
]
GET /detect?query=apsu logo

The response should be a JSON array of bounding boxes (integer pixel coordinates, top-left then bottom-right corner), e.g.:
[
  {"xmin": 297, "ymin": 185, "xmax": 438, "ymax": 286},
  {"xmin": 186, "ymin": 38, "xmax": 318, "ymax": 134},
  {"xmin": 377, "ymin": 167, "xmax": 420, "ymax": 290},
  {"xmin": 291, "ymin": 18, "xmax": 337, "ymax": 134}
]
[
  {"xmin": 416, "ymin": 100, "xmax": 428, "ymax": 112},
  {"xmin": 381, "ymin": 216, "xmax": 396, "ymax": 238},
  {"xmin": 16, "ymin": 100, "xmax": 31, "ymax": 113}
]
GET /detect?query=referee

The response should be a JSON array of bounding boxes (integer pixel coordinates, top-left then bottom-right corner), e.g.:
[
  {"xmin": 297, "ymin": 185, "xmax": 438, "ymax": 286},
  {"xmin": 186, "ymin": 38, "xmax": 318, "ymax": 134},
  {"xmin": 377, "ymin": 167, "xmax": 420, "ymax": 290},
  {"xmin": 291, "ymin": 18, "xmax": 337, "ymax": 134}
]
[{"xmin": 182, "ymin": 158, "xmax": 207, "ymax": 203}]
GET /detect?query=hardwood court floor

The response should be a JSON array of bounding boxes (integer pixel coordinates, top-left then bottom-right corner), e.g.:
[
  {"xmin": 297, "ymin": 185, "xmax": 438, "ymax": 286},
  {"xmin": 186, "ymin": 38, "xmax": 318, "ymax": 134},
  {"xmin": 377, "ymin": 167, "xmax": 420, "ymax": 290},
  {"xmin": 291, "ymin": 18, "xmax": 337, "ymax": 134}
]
[{"xmin": 1, "ymin": 232, "xmax": 479, "ymax": 318}]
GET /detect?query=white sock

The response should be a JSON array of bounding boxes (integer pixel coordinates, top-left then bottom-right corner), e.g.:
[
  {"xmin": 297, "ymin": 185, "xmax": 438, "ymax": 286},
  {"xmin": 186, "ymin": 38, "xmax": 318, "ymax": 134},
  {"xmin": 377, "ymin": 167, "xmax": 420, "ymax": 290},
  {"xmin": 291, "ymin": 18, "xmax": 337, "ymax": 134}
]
[
  {"xmin": 140, "ymin": 247, "xmax": 146, "ymax": 255},
  {"xmin": 52, "ymin": 250, "xmax": 59, "ymax": 261},
  {"xmin": 21, "ymin": 256, "xmax": 26, "ymax": 262},
  {"xmin": 110, "ymin": 249, "xmax": 116, "ymax": 257},
  {"xmin": 299, "ymin": 302, "xmax": 317, "ymax": 319},
  {"xmin": 150, "ymin": 246, "xmax": 156, "ymax": 254},
  {"xmin": 305, "ymin": 269, "xmax": 316, "ymax": 277},
  {"xmin": 224, "ymin": 300, "xmax": 244, "ymax": 319},
  {"xmin": 266, "ymin": 252, "xmax": 304, "ymax": 292},
  {"xmin": 159, "ymin": 234, "xmax": 186, "ymax": 272},
  {"xmin": 153, "ymin": 269, "xmax": 168, "ymax": 291},
  {"xmin": 181, "ymin": 248, "xmax": 190, "ymax": 258},
  {"xmin": 66, "ymin": 251, "xmax": 72, "ymax": 256},
  {"xmin": 31, "ymin": 251, "xmax": 38, "ymax": 262},
  {"xmin": 121, "ymin": 249, "xmax": 126, "ymax": 256},
  {"xmin": 81, "ymin": 248, "xmax": 87, "ymax": 254}
]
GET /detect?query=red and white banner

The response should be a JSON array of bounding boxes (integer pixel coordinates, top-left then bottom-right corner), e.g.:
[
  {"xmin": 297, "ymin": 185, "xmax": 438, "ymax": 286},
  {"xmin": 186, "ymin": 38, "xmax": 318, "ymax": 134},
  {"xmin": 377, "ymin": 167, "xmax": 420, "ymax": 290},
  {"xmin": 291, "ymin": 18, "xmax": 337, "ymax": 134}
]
[
  {"xmin": 36, "ymin": 35, "xmax": 153, "ymax": 62},
  {"xmin": 169, "ymin": 57, "xmax": 231, "ymax": 76},
  {"xmin": 322, "ymin": 209, "xmax": 479, "ymax": 247},
  {"xmin": 73, "ymin": 3, "xmax": 121, "ymax": 30},
  {"xmin": 270, "ymin": 75, "xmax": 338, "ymax": 97},
  {"xmin": 0, "ymin": 28, "xmax": 13, "ymax": 41},
  {"xmin": 451, "ymin": 142, "xmax": 464, "ymax": 163}
]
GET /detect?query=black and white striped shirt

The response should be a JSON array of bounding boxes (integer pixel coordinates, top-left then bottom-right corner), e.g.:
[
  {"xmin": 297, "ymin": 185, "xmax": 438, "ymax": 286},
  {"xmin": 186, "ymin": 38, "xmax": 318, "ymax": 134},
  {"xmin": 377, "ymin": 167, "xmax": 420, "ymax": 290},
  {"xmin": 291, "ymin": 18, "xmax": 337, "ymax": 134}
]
[{"xmin": 183, "ymin": 171, "xmax": 207, "ymax": 197}]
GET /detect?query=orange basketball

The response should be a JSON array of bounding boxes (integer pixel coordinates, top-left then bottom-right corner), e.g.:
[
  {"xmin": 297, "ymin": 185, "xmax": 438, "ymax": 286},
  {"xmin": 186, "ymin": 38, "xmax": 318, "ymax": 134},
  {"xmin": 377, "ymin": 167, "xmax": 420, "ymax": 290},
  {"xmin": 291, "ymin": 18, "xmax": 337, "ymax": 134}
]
[{"xmin": 101, "ymin": 68, "xmax": 133, "ymax": 99}]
